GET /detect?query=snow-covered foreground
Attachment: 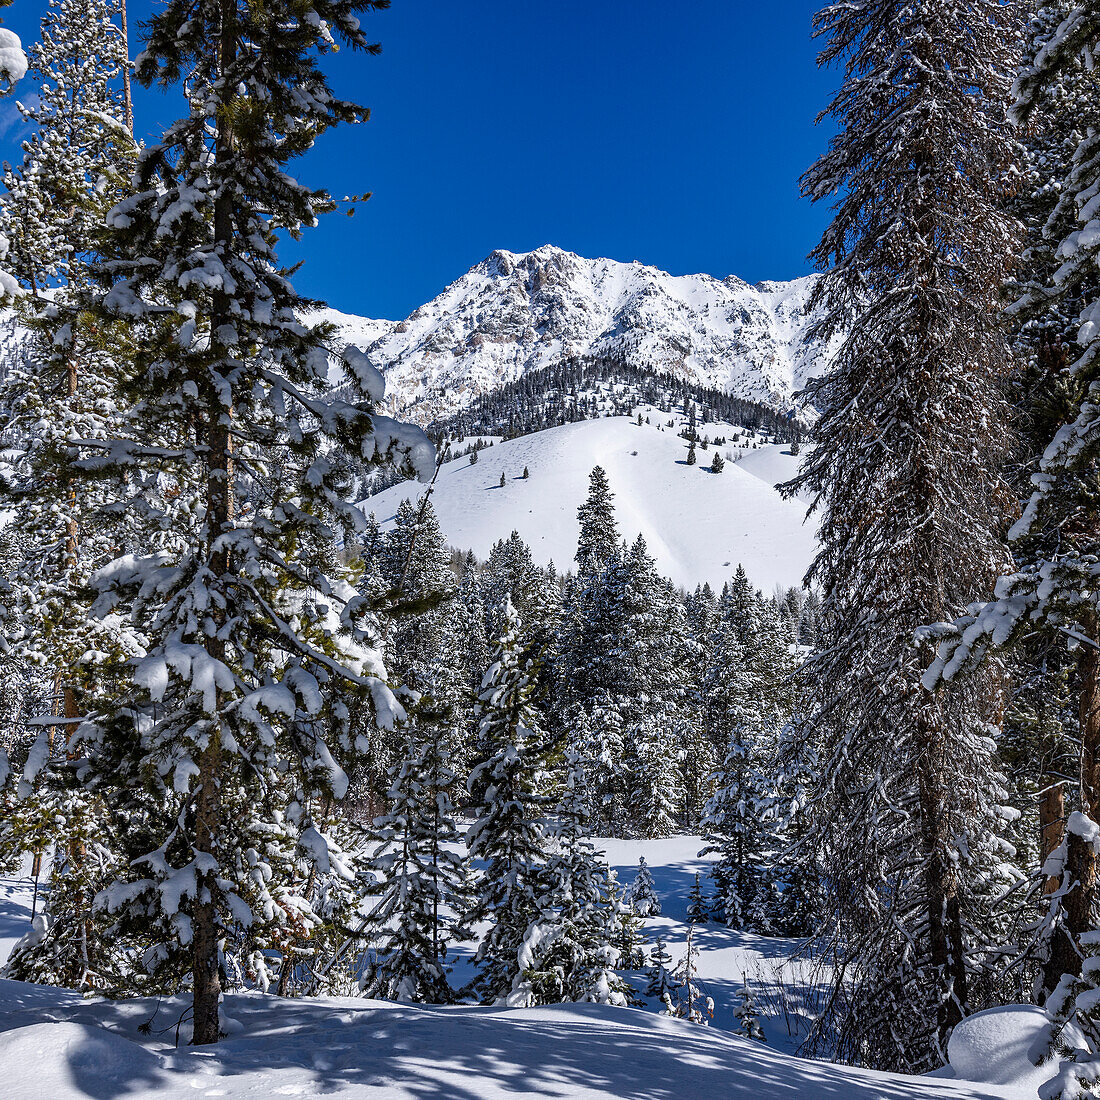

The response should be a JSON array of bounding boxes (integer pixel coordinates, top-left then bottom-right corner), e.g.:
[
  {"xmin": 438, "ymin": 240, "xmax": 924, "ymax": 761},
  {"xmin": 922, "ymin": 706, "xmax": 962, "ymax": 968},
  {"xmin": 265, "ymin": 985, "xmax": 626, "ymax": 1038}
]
[
  {"xmin": 0, "ymin": 836, "xmax": 1050, "ymax": 1099},
  {"xmin": 0, "ymin": 982, "xmax": 1023, "ymax": 1100},
  {"xmin": 367, "ymin": 412, "xmax": 815, "ymax": 591}
]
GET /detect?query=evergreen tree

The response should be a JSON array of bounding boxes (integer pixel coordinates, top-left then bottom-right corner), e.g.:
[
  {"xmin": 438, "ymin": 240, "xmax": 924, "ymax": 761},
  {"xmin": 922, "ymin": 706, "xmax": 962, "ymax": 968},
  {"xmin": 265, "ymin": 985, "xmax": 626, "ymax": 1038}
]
[
  {"xmin": 466, "ymin": 598, "xmax": 549, "ymax": 1002},
  {"xmin": 0, "ymin": 0, "xmax": 135, "ymax": 990},
  {"xmin": 645, "ymin": 936, "xmax": 675, "ymax": 1002},
  {"xmin": 575, "ymin": 465, "xmax": 619, "ymax": 573},
  {"xmin": 788, "ymin": 0, "xmax": 1020, "ymax": 1069},
  {"xmin": 668, "ymin": 925, "xmax": 710, "ymax": 1024},
  {"xmin": 360, "ymin": 702, "xmax": 469, "ymax": 1004},
  {"xmin": 508, "ymin": 750, "xmax": 629, "ymax": 1007},
  {"xmin": 61, "ymin": 0, "xmax": 433, "ymax": 1044},
  {"xmin": 624, "ymin": 856, "xmax": 661, "ymax": 917},
  {"xmin": 1, "ymin": 0, "xmax": 130, "ymax": 291},
  {"xmin": 710, "ymin": 451, "xmax": 724, "ymax": 474},
  {"xmin": 687, "ymin": 873, "xmax": 708, "ymax": 924},
  {"xmin": 734, "ymin": 981, "xmax": 766, "ymax": 1042}
]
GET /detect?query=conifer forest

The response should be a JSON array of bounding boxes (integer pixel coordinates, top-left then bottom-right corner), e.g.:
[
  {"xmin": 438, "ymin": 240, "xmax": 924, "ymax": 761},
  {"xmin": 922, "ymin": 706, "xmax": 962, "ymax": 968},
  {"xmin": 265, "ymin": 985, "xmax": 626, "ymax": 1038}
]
[{"xmin": 5, "ymin": 0, "xmax": 1100, "ymax": 1098}]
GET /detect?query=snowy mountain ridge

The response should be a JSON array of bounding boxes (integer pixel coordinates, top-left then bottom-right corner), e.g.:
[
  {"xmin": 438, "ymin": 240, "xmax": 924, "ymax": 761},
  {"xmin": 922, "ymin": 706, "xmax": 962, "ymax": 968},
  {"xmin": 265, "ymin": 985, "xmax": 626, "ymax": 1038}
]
[{"xmin": 315, "ymin": 245, "xmax": 839, "ymax": 424}]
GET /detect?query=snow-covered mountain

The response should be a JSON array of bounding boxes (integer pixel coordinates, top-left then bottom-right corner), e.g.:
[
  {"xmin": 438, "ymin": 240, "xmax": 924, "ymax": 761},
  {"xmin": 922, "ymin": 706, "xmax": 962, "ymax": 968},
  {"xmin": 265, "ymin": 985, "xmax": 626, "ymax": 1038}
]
[
  {"xmin": 366, "ymin": 404, "xmax": 815, "ymax": 591},
  {"xmin": 321, "ymin": 245, "xmax": 837, "ymax": 424}
]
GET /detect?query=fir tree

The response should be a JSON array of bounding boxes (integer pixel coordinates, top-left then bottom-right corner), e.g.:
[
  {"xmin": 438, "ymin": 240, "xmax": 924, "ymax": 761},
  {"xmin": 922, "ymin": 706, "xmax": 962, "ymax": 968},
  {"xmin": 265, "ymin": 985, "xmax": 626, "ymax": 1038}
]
[
  {"xmin": 63, "ymin": 0, "xmax": 434, "ymax": 1044},
  {"xmin": 624, "ymin": 856, "xmax": 661, "ymax": 917},
  {"xmin": 788, "ymin": 0, "xmax": 1020, "ymax": 1068},
  {"xmin": 466, "ymin": 597, "xmax": 549, "ymax": 1002},
  {"xmin": 668, "ymin": 925, "xmax": 710, "ymax": 1024},
  {"xmin": 575, "ymin": 465, "xmax": 619, "ymax": 574},
  {"xmin": 645, "ymin": 936, "xmax": 675, "ymax": 1002},
  {"xmin": 687, "ymin": 873, "xmax": 709, "ymax": 924},
  {"xmin": 360, "ymin": 702, "xmax": 469, "ymax": 1004},
  {"xmin": 508, "ymin": 750, "xmax": 629, "ymax": 1007},
  {"xmin": 734, "ymin": 981, "xmax": 766, "ymax": 1042},
  {"xmin": 0, "ymin": 0, "xmax": 135, "ymax": 990}
]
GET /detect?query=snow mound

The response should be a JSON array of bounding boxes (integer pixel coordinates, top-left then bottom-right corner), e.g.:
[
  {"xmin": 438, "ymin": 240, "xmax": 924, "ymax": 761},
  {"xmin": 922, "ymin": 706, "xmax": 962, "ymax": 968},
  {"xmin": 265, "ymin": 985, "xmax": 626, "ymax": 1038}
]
[
  {"xmin": 946, "ymin": 1005, "xmax": 1068, "ymax": 1093},
  {"xmin": 0, "ymin": 1020, "xmax": 164, "ymax": 1099},
  {"xmin": 366, "ymin": 414, "xmax": 815, "ymax": 590}
]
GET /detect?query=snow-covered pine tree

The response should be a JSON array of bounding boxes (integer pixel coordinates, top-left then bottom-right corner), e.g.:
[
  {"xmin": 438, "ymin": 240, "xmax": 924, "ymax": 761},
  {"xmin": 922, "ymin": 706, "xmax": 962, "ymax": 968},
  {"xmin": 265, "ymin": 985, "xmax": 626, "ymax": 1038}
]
[
  {"xmin": 0, "ymin": 0, "xmax": 130, "ymax": 291},
  {"xmin": 508, "ymin": 749, "xmax": 628, "ymax": 1007},
  {"xmin": 624, "ymin": 855, "xmax": 661, "ymax": 917},
  {"xmin": 575, "ymin": 465, "xmax": 619, "ymax": 574},
  {"xmin": 466, "ymin": 597, "xmax": 549, "ymax": 1002},
  {"xmin": 687, "ymin": 873, "xmax": 708, "ymax": 924},
  {"xmin": 360, "ymin": 700, "xmax": 469, "ymax": 1004},
  {"xmin": 0, "ymin": 0, "xmax": 137, "ymax": 991},
  {"xmin": 923, "ymin": 11, "xmax": 1100, "ymax": 1079},
  {"xmin": 645, "ymin": 936, "xmax": 675, "ymax": 1002},
  {"xmin": 378, "ymin": 498, "xmax": 455, "ymax": 688},
  {"xmin": 699, "ymin": 613, "xmax": 788, "ymax": 932},
  {"xmin": 65, "ymin": 0, "xmax": 435, "ymax": 1043},
  {"xmin": 788, "ymin": 0, "xmax": 1020, "ymax": 1069},
  {"xmin": 483, "ymin": 530, "xmax": 555, "ymax": 641},
  {"xmin": 668, "ymin": 924, "xmax": 710, "ymax": 1024},
  {"xmin": 626, "ymin": 713, "xmax": 680, "ymax": 840},
  {"xmin": 734, "ymin": 980, "xmax": 766, "ymax": 1042}
]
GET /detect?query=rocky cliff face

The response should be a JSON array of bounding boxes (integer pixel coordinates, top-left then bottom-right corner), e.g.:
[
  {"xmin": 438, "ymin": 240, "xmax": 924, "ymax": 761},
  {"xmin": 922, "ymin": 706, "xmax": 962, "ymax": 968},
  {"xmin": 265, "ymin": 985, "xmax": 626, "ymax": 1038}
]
[{"xmin": 318, "ymin": 244, "xmax": 837, "ymax": 423}]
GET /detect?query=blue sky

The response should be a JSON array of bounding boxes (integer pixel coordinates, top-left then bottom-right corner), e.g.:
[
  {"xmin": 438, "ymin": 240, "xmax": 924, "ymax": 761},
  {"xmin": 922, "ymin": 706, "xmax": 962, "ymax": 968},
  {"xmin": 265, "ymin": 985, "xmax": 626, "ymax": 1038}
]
[{"xmin": 1, "ymin": 0, "xmax": 836, "ymax": 320}]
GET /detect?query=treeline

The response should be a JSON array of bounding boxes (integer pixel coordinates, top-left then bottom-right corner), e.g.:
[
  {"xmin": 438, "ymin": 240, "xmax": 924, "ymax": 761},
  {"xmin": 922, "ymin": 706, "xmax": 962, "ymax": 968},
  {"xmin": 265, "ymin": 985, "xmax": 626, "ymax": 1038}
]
[{"xmin": 429, "ymin": 355, "xmax": 801, "ymax": 448}]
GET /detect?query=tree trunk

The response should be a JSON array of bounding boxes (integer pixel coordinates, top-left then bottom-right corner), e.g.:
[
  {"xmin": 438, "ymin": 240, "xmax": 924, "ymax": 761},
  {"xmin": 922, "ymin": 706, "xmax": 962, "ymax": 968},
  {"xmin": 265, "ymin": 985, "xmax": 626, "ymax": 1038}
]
[
  {"xmin": 119, "ymin": 0, "xmax": 133, "ymax": 135},
  {"xmin": 1040, "ymin": 778, "xmax": 1066, "ymax": 898},
  {"xmin": 917, "ymin": 693, "xmax": 967, "ymax": 1049},
  {"xmin": 1043, "ymin": 633, "xmax": 1100, "ymax": 996},
  {"xmin": 191, "ymin": 0, "xmax": 236, "ymax": 1047}
]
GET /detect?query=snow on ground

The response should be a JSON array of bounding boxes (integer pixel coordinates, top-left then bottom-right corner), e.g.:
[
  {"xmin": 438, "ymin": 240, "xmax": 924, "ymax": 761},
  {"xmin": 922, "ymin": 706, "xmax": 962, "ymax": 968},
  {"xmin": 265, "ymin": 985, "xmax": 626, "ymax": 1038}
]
[
  {"xmin": 366, "ymin": 410, "xmax": 815, "ymax": 592},
  {"xmin": 0, "ymin": 855, "xmax": 38, "ymax": 966},
  {"xmin": 0, "ymin": 837, "xmax": 1052, "ymax": 1099},
  {"xmin": 0, "ymin": 982, "xmax": 1024, "ymax": 1100}
]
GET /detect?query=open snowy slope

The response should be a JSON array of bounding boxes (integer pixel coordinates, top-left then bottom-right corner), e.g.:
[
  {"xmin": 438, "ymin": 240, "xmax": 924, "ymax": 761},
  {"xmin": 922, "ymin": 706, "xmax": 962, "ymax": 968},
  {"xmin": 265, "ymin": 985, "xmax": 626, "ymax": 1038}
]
[
  {"xmin": 366, "ymin": 412, "xmax": 815, "ymax": 591},
  {"xmin": 0, "ymin": 980, "xmax": 1023, "ymax": 1100}
]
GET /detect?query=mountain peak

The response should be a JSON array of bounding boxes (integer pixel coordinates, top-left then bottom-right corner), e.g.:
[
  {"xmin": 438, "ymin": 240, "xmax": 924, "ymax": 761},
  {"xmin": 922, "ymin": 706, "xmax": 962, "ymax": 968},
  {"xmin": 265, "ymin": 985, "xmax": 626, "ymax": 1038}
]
[{"xmin": 322, "ymin": 247, "xmax": 840, "ymax": 423}]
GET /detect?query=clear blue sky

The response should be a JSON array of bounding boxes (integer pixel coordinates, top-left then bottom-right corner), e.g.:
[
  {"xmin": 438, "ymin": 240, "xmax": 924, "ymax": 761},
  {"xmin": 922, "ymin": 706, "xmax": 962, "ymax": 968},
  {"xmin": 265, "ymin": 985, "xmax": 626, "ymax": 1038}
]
[{"xmin": 1, "ymin": 0, "xmax": 836, "ymax": 320}]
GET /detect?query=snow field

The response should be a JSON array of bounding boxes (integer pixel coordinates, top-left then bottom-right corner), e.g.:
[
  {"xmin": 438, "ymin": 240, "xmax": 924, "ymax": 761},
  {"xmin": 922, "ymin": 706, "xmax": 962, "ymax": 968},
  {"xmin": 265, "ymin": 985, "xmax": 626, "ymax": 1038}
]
[{"xmin": 367, "ymin": 410, "xmax": 815, "ymax": 592}]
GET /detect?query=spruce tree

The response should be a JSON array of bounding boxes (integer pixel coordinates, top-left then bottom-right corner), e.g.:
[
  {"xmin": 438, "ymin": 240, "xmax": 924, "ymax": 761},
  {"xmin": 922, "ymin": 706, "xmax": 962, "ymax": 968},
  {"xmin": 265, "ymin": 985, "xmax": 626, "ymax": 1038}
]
[
  {"xmin": 575, "ymin": 465, "xmax": 619, "ymax": 574},
  {"xmin": 924, "ymin": 8, "xmax": 1100, "ymax": 1076},
  {"xmin": 64, "ymin": 0, "xmax": 434, "ymax": 1044},
  {"xmin": 645, "ymin": 936, "xmax": 675, "ymax": 1002},
  {"xmin": 0, "ymin": 0, "xmax": 135, "ymax": 990},
  {"xmin": 734, "ymin": 981, "xmax": 766, "ymax": 1042},
  {"xmin": 624, "ymin": 856, "xmax": 661, "ymax": 917},
  {"xmin": 360, "ymin": 703, "xmax": 469, "ymax": 1004},
  {"xmin": 466, "ymin": 597, "xmax": 549, "ymax": 1002},
  {"xmin": 788, "ymin": 0, "xmax": 1020, "ymax": 1069},
  {"xmin": 508, "ymin": 750, "xmax": 628, "ymax": 1006}
]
